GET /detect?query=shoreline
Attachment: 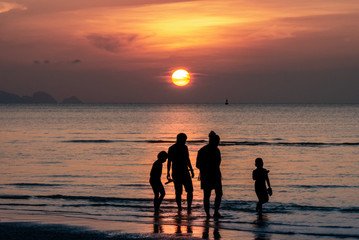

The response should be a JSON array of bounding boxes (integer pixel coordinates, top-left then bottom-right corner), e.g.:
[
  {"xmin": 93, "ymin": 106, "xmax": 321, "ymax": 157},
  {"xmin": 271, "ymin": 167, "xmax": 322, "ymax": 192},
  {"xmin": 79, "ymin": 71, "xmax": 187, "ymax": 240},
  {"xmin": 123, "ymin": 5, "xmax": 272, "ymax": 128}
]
[
  {"xmin": 0, "ymin": 210, "xmax": 254, "ymax": 240},
  {"xmin": 0, "ymin": 222, "xmax": 204, "ymax": 240}
]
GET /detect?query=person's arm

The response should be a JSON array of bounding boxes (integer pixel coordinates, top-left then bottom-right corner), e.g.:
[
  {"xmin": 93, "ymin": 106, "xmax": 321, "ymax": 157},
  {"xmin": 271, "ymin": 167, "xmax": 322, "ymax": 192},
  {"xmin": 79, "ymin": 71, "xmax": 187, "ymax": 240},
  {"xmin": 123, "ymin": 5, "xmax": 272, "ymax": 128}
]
[
  {"xmin": 252, "ymin": 170, "xmax": 256, "ymax": 180},
  {"xmin": 150, "ymin": 164, "xmax": 154, "ymax": 178},
  {"xmin": 167, "ymin": 151, "xmax": 172, "ymax": 180},
  {"xmin": 188, "ymin": 159, "xmax": 194, "ymax": 178},
  {"xmin": 196, "ymin": 149, "xmax": 201, "ymax": 170},
  {"xmin": 266, "ymin": 173, "xmax": 271, "ymax": 189},
  {"xmin": 186, "ymin": 147, "xmax": 195, "ymax": 178},
  {"xmin": 266, "ymin": 171, "xmax": 272, "ymax": 196},
  {"xmin": 218, "ymin": 148, "xmax": 221, "ymax": 166}
]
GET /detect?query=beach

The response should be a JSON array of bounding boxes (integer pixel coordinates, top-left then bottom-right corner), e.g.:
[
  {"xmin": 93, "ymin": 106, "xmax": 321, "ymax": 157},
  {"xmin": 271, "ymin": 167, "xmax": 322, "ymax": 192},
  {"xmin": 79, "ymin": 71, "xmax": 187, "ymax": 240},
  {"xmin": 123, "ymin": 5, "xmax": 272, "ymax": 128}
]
[
  {"xmin": 0, "ymin": 222, "xmax": 206, "ymax": 240},
  {"xmin": 1, "ymin": 104, "xmax": 359, "ymax": 239},
  {"xmin": 0, "ymin": 209, "xmax": 250, "ymax": 240}
]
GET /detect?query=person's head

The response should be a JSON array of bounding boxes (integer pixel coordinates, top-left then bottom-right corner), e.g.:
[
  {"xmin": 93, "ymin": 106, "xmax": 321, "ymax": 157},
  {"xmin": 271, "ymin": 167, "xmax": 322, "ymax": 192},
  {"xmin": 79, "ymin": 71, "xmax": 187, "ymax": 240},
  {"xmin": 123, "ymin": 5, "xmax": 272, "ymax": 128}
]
[
  {"xmin": 157, "ymin": 151, "xmax": 168, "ymax": 162},
  {"xmin": 176, "ymin": 133, "xmax": 187, "ymax": 145},
  {"xmin": 209, "ymin": 131, "xmax": 220, "ymax": 146},
  {"xmin": 255, "ymin": 158, "xmax": 263, "ymax": 168}
]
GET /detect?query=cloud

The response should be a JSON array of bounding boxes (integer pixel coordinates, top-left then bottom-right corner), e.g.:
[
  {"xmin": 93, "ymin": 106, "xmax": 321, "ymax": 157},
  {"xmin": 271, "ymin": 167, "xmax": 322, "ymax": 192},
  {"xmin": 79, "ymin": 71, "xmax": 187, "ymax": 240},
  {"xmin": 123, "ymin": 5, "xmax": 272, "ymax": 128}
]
[
  {"xmin": 0, "ymin": 2, "xmax": 26, "ymax": 14},
  {"xmin": 86, "ymin": 33, "xmax": 138, "ymax": 52},
  {"xmin": 33, "ymin": 60, "xmax": 50, "ymax": 64},
  {"xmin": 32, "ymin": 59, "xmax": 81, "ymax": 65}
]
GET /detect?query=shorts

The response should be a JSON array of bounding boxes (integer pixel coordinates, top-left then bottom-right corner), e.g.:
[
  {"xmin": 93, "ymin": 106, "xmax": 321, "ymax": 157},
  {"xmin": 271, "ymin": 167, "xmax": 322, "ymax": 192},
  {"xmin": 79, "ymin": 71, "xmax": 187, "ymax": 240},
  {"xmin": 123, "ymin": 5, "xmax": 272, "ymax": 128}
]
[
  {"xmin": 201, "ymin": 177, "xmax": 222, "ymax": 190},
  {"xmin": 150, "ymin": 179, "xmax": 165, "ymax": 195},
  {"xmin": 173, "ymin": 173, "xmax": 193, "ymax": 194},
  {"xmin": 255, "ymin": 188, "xmax": 268, "ymax": 203}
]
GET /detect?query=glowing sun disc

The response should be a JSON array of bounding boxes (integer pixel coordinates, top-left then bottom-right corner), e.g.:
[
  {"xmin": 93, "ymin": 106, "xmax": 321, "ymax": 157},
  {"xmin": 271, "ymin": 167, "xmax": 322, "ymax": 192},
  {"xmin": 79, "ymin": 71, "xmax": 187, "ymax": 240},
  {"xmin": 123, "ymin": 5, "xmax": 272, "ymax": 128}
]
[{"xmin": 172, "ymin": 69, "xmax": 190, "ymax": 86}]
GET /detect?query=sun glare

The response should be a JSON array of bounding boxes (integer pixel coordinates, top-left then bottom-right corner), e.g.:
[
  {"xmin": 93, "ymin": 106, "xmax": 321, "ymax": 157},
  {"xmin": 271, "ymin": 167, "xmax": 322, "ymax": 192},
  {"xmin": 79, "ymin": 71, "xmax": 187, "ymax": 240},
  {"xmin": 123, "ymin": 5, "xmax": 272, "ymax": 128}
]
[{"xmin": 172, "ymin": 69, "xmax": 190, "ymax": 86}]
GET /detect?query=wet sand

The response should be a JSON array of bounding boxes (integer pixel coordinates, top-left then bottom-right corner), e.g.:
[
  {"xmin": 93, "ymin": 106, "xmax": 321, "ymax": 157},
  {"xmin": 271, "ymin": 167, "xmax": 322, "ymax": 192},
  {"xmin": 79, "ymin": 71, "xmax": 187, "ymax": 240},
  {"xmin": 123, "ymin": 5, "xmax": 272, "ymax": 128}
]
[
  {"xmin": 0, "ymin": 210, "xmax": 255, "ymax": 240},
  {"xmin": 0, "ymin": 222, "xmax": 206, "ymax": 240}
]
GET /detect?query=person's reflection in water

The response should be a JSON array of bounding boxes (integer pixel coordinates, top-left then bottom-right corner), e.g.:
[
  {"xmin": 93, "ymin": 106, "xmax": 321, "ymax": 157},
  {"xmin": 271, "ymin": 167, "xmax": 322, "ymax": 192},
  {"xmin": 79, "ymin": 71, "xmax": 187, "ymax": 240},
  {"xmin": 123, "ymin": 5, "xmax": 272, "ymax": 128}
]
[
  {"xmin": 253, "ymin": 214, "xmax": 271, "ymax": 240},
  {"xmin": 202, "ymin": 219, "xmax": 210, "ymax": 239},
  {"xmin": 153, "ymin": 214, "xmax": 163, "ymax": 234},
  {"xmin": 214, "ymin": 218, "xmax": 221, "ymax": 239},
  {"xmin": 186, "ymin": 214, "xmax": 193, "ymax": 234},
  {"xmin": 174, "ymin": 213, "xmax": 193, "ymax": 236},
  {"xmin": 202, "ymin": 218, "xmax": 221, "ymax": 239},
  {"xmin": 175, "ymin": 213, "xmax": 182, "ymax": 234}
]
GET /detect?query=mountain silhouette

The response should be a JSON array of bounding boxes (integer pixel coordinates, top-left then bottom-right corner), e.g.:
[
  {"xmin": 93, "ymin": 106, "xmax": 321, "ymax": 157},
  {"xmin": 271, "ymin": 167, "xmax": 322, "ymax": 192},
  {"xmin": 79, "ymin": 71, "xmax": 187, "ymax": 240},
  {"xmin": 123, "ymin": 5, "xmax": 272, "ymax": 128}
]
[
  {"xmin": 62, "ymin": 96, "xmax": 82, "ymax": 104},
  {"xmin": 0, "ymin": 91, "xmax": 23, "ymax": 103},
  {"xmin": 0, "ymin": 90, "xmax": 83, "ymax": 104}
]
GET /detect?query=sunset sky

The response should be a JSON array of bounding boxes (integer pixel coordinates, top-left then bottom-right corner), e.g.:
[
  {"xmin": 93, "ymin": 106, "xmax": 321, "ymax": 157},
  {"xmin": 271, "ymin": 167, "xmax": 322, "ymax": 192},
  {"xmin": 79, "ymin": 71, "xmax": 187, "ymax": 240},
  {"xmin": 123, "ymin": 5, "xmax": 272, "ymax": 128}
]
[{"xmin": 1, "ymin": 0, "xmax": 359, "ymax": 103}]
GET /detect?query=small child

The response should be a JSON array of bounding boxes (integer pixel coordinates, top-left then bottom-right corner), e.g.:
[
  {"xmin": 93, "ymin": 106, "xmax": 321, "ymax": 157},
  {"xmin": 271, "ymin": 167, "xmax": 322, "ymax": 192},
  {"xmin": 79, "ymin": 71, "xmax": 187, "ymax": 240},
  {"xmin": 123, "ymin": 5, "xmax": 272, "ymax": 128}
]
[
  {"xmin": 149, "ymin": 151, "xmax": 168, "ymax": 214},
  {"xmin": 252, "ymin": 158, "xmax": 272, "ymax": 213}
]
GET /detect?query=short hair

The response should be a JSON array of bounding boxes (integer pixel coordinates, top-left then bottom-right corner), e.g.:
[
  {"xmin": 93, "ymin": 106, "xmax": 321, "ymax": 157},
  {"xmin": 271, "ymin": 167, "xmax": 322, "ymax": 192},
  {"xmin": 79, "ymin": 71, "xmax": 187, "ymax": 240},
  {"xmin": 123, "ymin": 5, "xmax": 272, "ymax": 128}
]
[
  {"xmin": 177, "ymin": 133, "xmax": 187, "ymax": 141},
  {"xmin": 255, "ymin": 158, "xmax": 263, "ymax": 167},
  {"xmin": 209, "ymin": 131, "xmax": 216, "ymax": 138},
  {"xmin": 158, "ymin": 151, "xmax": 168, "ymax": 159},
  {"xmin": 209, "ymin": 131, "xmax": 220, "ymax": 144}
]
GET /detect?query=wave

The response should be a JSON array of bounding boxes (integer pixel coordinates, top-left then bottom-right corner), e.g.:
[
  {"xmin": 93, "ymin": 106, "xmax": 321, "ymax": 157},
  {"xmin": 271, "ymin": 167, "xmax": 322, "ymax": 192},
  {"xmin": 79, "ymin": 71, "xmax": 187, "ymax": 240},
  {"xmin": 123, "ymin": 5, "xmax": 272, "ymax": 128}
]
[
  {"xmin": 7, "ymin": 183, "xmax": 65, "ymax": 187},
  {"xmin": 0, "ymin": 195, "xmax": 31, "ymax": 199},
  {"xmin": 62, "ymin": 139, "xmax": 205, "ymax": 144},
  {"xmin": 63, "ymin": 140, "xmax": 116, "ymax": 143},
  {"xmin": 2, "ymin": 194, "xmax": 359, "ymax": 239},
  {"xmin": 220, "ymin": 200, "xmax": 359, "ymax": 214},
  {"xmin": 0, "ymin": 203, "xmax": 48, "ymax": 207},
  {"xmin": 0, "ymin": 222, "xmax": 155, "ymax": 240},
  {"xmin": 117, "ymin": 184, "xmax": 148, "ymax": 188},
  {"xmin": 61, "ymin": 139, "xmax": 359, "ymax": 147},
  {"xmin": 37, "ymin": 194, "xmax": 152, "ymax": 203},
  {"xmin": 2, "ymin": 194, "xmax": 358, "ymax": 213},
  {"xmin": 220, "ymin": 141, "xmax": 359, "ymax": 147},
  {"xmin": 1, "ymin": 220, "xmax": 358, "ymax": 240},
  {"xmin": 289, "ymin": 184, "xmax": 359, "ymax": 189}
]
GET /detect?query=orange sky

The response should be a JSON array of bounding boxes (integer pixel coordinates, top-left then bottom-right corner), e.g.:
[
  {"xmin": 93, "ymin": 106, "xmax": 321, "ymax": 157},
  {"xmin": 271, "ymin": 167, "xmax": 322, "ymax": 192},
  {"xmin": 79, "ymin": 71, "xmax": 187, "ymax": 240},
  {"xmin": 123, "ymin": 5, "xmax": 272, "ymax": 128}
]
[{"xmin": 1, "ymin": 0, "xmax": 359, "ymax": 103}]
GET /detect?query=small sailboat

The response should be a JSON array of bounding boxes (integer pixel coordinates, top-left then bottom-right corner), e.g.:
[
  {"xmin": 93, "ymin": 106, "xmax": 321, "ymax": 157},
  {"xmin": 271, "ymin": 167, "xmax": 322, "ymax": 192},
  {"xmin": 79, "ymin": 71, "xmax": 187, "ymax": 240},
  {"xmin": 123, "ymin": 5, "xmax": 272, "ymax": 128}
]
[{"xmin": 225, "ymin": 98, "xmax": 229, "ymax": 105}]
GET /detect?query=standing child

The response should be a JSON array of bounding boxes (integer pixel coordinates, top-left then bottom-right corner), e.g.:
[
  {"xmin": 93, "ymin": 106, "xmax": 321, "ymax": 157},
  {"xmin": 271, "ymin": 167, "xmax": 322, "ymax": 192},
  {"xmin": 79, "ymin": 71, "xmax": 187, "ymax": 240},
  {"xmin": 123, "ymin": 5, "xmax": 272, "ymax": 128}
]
[
  {"xmin": 150, "ymin": 151, "xmax": 168, "ymax": 214},
  {"xmin": 252, "ymin": 158, "xmax": 272, "ymax": 213}
]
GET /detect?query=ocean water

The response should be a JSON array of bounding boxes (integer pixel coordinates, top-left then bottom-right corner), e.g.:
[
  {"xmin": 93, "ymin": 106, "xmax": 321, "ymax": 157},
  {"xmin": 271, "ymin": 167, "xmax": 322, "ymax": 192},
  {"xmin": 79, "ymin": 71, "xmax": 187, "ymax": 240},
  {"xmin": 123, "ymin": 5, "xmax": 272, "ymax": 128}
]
[{"xmin": 0, "ymin": 104, "xmax": 359, "ymax": 239}]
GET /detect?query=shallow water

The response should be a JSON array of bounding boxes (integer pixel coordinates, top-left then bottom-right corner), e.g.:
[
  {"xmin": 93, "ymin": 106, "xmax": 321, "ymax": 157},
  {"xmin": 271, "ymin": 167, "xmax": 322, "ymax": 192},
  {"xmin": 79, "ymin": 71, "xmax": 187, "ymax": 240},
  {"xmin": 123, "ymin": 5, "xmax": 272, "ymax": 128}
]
[{"xmin": 1, "ymin": 104, "xmax": 359, "ymax": 239}]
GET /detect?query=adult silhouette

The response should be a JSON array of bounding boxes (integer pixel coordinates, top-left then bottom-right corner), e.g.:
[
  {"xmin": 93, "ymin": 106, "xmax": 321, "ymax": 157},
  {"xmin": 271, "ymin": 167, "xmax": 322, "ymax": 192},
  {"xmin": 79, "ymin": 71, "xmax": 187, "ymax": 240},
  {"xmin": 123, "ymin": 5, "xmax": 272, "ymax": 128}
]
[
  {"xmin": 167, "ymin": 133, "xmax": 195, "ymax": 213},
  {"xmin": 196, "ymin": 131, "xmax": 222, "ymax": 218}
]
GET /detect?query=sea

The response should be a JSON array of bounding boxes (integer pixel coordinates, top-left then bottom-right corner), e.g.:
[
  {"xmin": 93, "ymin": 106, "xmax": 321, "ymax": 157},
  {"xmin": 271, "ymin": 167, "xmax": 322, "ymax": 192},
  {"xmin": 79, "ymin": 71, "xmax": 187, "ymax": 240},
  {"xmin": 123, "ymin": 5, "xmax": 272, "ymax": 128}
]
[{"xmin": 0, "ymin": 104, "xmax": 358, "ymax": 240}]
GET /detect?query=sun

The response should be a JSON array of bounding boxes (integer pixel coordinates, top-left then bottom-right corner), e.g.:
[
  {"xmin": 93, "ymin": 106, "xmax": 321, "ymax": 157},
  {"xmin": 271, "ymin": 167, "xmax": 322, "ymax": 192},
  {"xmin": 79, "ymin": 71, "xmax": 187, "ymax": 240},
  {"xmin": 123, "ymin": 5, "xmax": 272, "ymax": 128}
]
[{"xmin": 172, "ymin": 69, "xmax": 190, "ymax": 86}]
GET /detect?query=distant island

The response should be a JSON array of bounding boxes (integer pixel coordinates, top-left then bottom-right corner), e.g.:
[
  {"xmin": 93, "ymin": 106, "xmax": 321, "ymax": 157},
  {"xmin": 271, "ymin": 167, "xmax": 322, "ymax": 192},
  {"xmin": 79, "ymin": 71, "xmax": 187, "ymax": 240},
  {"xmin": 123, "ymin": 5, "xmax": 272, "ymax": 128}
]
[
  {"xmin": 0, "ymin": 90, "xmax": 82, "ymax": 104},
  {"xmin": 62, "ymin": 96, "xmax": 83, "ymax": 104}
]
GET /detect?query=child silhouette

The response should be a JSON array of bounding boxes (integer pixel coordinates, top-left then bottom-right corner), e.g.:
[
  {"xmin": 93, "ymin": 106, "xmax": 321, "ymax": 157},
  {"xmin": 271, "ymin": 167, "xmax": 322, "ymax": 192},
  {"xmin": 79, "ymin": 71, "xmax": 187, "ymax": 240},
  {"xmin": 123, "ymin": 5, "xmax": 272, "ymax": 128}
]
[
  {"xmin": 150, "ymin": 151, "xmax": 168, "ymax": 214},
  {"xmin": 252, "ymin": 158, "xmax": 272, "ymax": 213}
]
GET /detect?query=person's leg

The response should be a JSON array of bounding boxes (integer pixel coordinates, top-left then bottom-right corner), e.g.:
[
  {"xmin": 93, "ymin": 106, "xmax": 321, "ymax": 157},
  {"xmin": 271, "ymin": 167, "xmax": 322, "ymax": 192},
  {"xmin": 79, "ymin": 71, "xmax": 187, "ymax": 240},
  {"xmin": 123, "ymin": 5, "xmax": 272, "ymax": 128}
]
[
  {"xmin": 157, "ymin": 183, "xmax": 165, "ymax": 211},
  {"xmin": 262, "ymin": 193, "xmax": 269, "ymax": 204},
  {"xmin": 214, "ymin": 185, "xmax": 223, "ymax": 217},
  {"xmin": 183, "ymin": 175, "xmax": 194, "ymax": 213},
  {"xmin": 203, "ymin": 189, "xmax": 211, "ymax": 218},
  {"xmin": 256, "ymin": 190, "xmax": 268, "ymax": 213},
  {"xmin": 174, "ymin": 180, "xmax": 183, "ymax": 212},
  {"xmin": 151, "ymin": 182, "xmax": 160, "ymax": 213},
  {"xmin": 154, "ymin": 192, "xmax": 160, "ymax": 212},
  {"xmin": 187, "ymin": 190, "xmax": 193, "ymax": 213},
  {"xmin": 256, "ymin": 201, "xmax": 262, "ymax": 213},
  {"xmin": 255, "ymin": 189, "xmax": 262, "ymax": 212}
]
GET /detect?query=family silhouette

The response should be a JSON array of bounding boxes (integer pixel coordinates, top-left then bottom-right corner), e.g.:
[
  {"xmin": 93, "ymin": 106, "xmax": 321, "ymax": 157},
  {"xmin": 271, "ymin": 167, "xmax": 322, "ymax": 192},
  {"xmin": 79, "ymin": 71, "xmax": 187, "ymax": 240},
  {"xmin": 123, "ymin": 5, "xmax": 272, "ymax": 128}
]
[{"xmin": 149, "ymin": 131, "xmax": 272, "ymax": 217}]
